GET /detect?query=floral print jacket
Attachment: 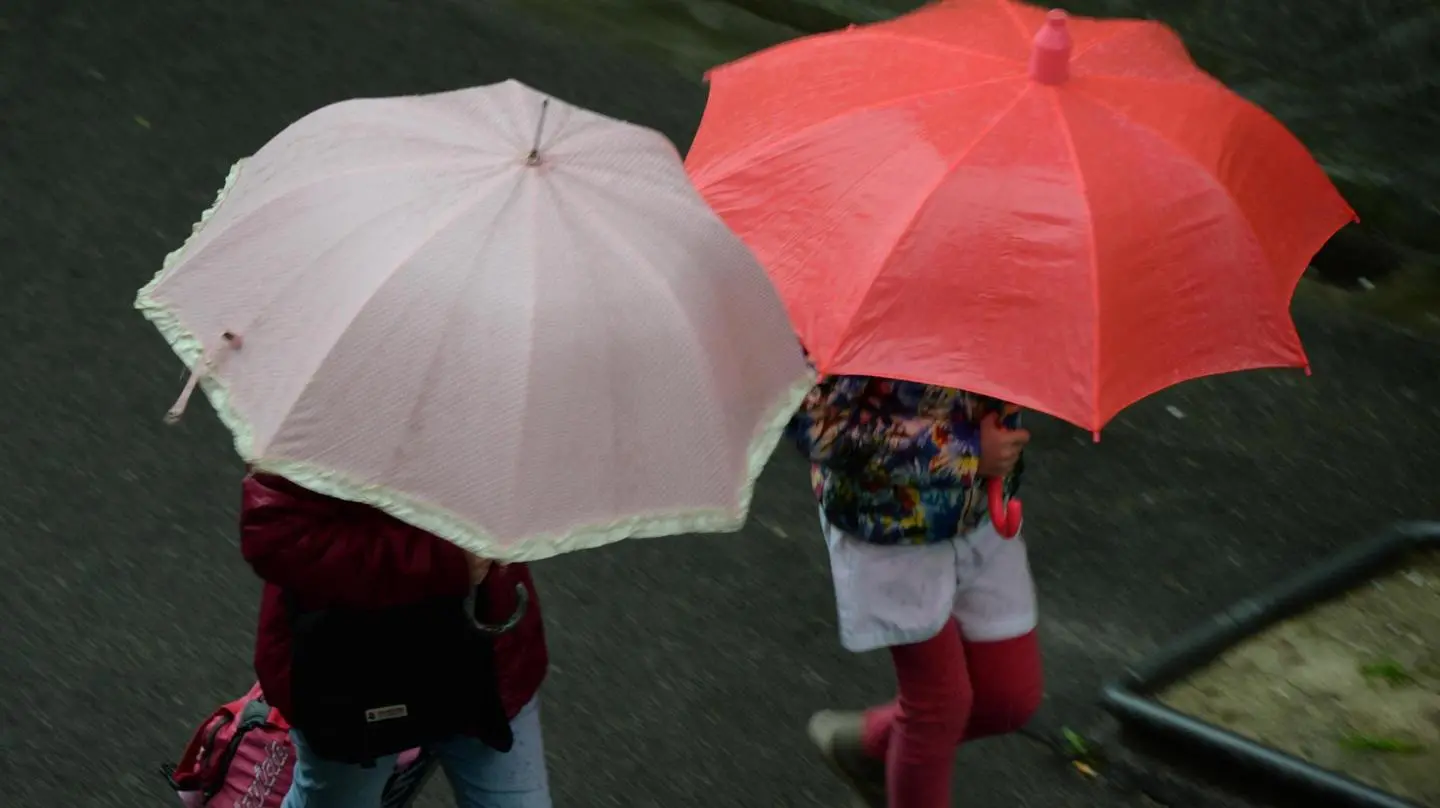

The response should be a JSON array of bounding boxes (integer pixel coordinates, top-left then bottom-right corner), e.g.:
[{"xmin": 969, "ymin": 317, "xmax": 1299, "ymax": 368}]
[{"xmin": 784, "ymin": 375, "xmax": 1023, "ymax": 545}]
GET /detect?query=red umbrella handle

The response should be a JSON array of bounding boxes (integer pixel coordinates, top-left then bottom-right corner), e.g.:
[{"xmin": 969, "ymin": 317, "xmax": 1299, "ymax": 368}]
[{"xmin": 987, "ymin": 476, "xmax": 1022, "ymax": 539}]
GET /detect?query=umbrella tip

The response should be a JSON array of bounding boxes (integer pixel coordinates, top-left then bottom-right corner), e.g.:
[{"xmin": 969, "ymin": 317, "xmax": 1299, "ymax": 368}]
[
  {"xmin": 1029, "ymin": 9, "xmax": 1072, "ymax": 86},
  {"xmin": 527, "ymin": 98, "xmax": 551, "ymax": 167}
]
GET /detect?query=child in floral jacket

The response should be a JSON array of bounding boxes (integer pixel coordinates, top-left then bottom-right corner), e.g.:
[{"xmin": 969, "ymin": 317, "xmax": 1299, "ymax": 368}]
[{"xmin": 786, "ymin": 374, "xmax": 1042, "ymax": 808}]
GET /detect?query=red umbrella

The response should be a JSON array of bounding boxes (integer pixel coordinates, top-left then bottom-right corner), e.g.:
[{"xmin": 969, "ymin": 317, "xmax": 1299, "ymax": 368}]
[{"xmin": 687, "ymin": 0, "xmax": 1355, "ymax": 438}]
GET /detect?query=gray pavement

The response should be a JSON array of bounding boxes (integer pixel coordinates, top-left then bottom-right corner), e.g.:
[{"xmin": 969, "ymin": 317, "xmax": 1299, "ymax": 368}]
[{"xmin": 3, "ymin": 1, "xmax": 1440, "ymax": 807}]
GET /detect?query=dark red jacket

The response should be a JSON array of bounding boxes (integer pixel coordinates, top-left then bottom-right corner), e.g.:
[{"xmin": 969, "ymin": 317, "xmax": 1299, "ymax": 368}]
[{"xmin": 240, "ymin": 474, "xmax": 548, "ymax": 723}]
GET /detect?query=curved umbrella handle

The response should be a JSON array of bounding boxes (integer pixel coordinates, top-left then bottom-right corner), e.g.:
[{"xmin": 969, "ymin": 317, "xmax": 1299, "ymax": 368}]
[
  {"xmin": 987, "ymin": 477, "xmax": 1023, "ymax": 539},
  {"xmin": 471, "ymin": 583, "xmax": 529, "ymax": 635}
]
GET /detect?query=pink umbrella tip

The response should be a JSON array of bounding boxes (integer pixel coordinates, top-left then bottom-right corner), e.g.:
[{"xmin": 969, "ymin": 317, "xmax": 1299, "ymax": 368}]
[{"xmin": 1029, "ymin": 9, "xmax": 1073, "ymax": 86}]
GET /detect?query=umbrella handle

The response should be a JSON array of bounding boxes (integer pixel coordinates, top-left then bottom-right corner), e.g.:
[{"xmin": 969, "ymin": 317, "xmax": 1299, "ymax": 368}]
[
  {"xmin": 471, "ymin": 583, "xmax": 529, "ymax": 635},
  {"xmin": 987, "ymin": 476, "xmax": 1022, "ymax": 539}
]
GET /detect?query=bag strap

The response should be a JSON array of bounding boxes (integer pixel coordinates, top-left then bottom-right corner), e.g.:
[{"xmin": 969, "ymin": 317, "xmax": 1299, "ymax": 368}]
[
  {"xmin": 166, "ymin": 696, "xmax": 243, "ymax": 790},
  {"xmin": 162, "ymin": 692, "xmax": 278, "ymax": 795},
  {"xmin": 200, "ymin": 701, "xmax": 274, "ymax": 798}
]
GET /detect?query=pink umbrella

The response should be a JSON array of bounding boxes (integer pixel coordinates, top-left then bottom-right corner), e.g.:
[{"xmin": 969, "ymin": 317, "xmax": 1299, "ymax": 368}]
[{"xmin": 138, "ymin": 80, "xmax": 811, "ymax": 562}]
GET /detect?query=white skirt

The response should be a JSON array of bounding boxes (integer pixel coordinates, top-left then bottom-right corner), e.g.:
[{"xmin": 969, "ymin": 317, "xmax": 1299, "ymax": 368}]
[{"xmin": 821, "ymin": 511, "xmax": 1039, "ymax": 653}]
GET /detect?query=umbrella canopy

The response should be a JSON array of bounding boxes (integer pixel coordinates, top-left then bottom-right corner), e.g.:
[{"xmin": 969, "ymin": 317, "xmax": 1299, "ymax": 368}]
[
  {"xmin": 138, "ymin": 80, "xmax": 811, "ymax": 561},
  {"xmin": 687, "ymin": 0, "xmax": 1355, "ymax": 433}
]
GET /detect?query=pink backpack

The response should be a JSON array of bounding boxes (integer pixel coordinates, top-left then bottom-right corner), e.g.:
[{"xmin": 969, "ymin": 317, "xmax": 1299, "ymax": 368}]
[{"xmin": 164, "ymin": 682, "xmax": 431, "ymax": 808}]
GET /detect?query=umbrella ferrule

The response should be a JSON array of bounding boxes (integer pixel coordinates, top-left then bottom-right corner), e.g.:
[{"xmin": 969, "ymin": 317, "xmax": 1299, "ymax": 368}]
[
  {"xmin": 1029, "ymin": 9, "xmax": 1072, "ymax": 86},
  {"xmin": 525, "ymin": 98, "xmax": 551, "ymax": 167}
]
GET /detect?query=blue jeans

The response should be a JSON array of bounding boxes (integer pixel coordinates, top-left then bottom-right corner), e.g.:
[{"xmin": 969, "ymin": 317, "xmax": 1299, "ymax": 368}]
[{"xmin": 281, "ymin": 697, "xmax": 551, "ymax": 808}]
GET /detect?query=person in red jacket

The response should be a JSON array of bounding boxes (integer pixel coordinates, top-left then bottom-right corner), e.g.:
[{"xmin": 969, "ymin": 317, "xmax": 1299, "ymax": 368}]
[{"xmin": 240, "ymin": 472, "xmax": 551, "ymax": 808}]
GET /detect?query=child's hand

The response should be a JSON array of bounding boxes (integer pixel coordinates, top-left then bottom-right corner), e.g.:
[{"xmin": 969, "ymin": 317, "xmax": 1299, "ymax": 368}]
[
  {"xmin": 467, "ymin": 553, "xmax": 495, "ymax": 585},
  {"xmin": 978, "ymin": 412, "xmax": 1030, "ymax": 479}
]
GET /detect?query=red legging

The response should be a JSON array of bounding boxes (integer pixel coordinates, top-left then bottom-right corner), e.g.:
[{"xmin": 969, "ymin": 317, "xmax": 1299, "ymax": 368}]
[{"xmin": 861, "ymin": 619, "xmax": 1043, "ymax": 808}]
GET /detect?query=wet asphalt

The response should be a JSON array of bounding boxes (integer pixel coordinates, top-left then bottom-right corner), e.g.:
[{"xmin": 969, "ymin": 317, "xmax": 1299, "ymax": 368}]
[{"xmin": 3, "ymin": 1, "xmax": 1439, "ymax": 806}]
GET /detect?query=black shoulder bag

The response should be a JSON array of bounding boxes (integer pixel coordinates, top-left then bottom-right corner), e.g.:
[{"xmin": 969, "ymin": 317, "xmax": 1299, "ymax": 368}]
[{"xmin": 284, "ymin": 582, "xmax": 529, "ymax": 765}]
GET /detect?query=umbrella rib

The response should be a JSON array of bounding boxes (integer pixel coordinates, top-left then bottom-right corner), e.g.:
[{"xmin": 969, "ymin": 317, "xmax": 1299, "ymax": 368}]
[
  {"xmin": 381, "ymin": 177, "xmax": 527, "ymax": 485},
  {"xmin": 533, "ymin": 178, "xmax": 628, "ymax": 518},
  {"xmin": 1071, "ymin": 85, "xmax": 1280, "ymax": 296},
  {"xmin": 996, "ymin": 0, "xmax": 1037, "ymax": 48},
  {"xmin": 824, "ymin": 86, "xmax": 1032, "ymax": 372},
  {"xmin": 324, "ymin": 95, "xmax": 518, "ymax": 152},
  {"xmin": 511, "ymin": 180, "xmax": 547, "ymax": 528},
  {"xmin": 1067, "ymin": 20, "xmax": 1191, "ymax": 69},
  {"xmin": 561, "ymin": 168, "xmax": 731, "ymax": 500},
  {"xmin": 1045, "ymin": 90, "xmax": 1102, "ymax": 431},
  {"xmin": 562, "ymin": 160, "xmax": 704, "ymax": 222},
  {"xmin": 1062, "ymin": 86, "xmax": 1327, "ymax": 427},
  {"xmin": 865, "ymin": 30, "xmax": 1027, "ymax": 67},
  {"xmin": 1068, "ymin": 26, "xmax": 1133, "ymax": 63},
  {"xmin": 189, "ymin": 158, "xmax": 495, "ymax": 273},
  {"xmin": 1074, "ymin": 73, "xmax": 1220, "ymax": 90},
  {"xmin": 693, "ymin": 74, "xmax": 1026, "ymax": 183},
  {"xmin": 762, "ymin": 148, "xmax": 929, "ymax": 351},
  {"xmin": 233, "ymin": 162, "xmax": 510, "ymax": 343},
  {"xmin": 267, "ymin": 179, "xmax": 514, "ymax": 460},
  {"xmin": 544, "ymin": 115, "xmax": 667, "ymax": 158}
]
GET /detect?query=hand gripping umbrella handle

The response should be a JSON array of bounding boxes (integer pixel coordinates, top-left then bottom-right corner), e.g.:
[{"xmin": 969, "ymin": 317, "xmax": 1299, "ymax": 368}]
[
  {"xmin": 987, "ymin": 477, "xmax": 1022, "ymax": 539},
  {"xmin": 986, "ymin": 404, "xmax": 1024, "ymax": 539}
]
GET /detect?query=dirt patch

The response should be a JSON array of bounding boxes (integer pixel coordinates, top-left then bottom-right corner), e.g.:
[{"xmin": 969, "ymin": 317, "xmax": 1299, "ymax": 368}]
[{"xmin": 1160, "ymin": 551, "xmax": 1440, "ymax": 804}]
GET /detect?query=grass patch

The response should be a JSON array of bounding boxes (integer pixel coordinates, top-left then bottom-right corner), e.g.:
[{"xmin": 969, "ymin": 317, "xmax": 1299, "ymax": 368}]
[
  {"xmin": 1339, "ymin": 734, "xmax": 1427, "ymax": 755},
  {"xmin": 1361, "ymin": 659, "xmax": 1418, "ymax": 687}
]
